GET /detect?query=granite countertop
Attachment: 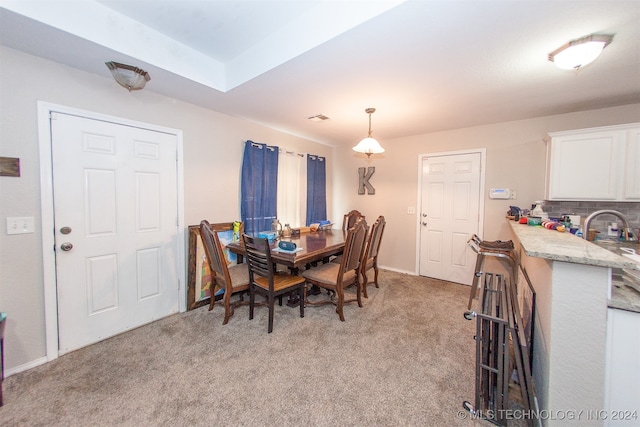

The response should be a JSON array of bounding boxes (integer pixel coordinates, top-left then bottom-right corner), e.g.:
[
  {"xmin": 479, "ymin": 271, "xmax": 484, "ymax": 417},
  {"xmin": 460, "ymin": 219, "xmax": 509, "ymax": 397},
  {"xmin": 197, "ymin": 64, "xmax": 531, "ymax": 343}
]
[
  {"xmin": 508, "ymin": 221, "xmax": 640, "ymax": 313},
  {"xmin": 508, "ymin": 221, "xmax": 639, "ymax": 269}
]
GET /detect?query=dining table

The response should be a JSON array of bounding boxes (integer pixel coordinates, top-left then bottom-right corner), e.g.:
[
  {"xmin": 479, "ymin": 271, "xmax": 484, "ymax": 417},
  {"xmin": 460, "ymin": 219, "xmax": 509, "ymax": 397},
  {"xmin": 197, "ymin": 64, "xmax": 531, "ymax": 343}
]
[
  {"xmin": 226, "ymin": 229, "xmax": 347, "ymax": 305},
  {"xmin": 226, "ymin": 229, "xmax": 347, "ymax": 272}
]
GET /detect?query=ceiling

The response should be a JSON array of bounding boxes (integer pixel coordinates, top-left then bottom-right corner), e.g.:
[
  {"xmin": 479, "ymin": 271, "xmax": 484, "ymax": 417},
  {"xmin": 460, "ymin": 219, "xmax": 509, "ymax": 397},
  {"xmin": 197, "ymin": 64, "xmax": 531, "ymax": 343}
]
[{"xmin": 1, "ymin": 0, "xmax": 639, "ymax": 148}]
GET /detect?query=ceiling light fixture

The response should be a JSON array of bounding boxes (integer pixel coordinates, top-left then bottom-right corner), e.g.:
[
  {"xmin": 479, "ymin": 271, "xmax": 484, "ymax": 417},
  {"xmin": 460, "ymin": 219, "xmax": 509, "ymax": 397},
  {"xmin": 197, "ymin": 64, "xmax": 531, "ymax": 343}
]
[
  {"xmin": 105, "ymin": 61, "xmax": 151, "ymax": 91},
  {"xmin": 353, "ymin": 108, "xmax": 384, "ymax": 158},
  {"xmin": 548, "ymin": 34, "xmax": 613, "ymax": 70}
]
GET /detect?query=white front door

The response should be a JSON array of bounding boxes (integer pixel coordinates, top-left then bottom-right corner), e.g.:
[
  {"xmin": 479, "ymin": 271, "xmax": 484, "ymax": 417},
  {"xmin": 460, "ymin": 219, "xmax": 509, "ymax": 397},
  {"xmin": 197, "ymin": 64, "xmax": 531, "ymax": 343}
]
[
  {"xmin": 51, "ymin": 112, "xmax": 180, "ymax": 354},
  {"xmin": 419, "ymin": 152, "xmax": 482, "ymax": 285}
]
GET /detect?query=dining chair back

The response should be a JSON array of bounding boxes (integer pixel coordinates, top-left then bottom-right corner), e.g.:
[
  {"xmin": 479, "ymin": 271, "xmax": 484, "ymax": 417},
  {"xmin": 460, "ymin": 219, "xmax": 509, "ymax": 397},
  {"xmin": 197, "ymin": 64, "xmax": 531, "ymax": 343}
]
[
  {"xmin": 242, "ymin": 234, "xmax": 305, "ymax": 333},
  {"xmin": 361, "ymin": 216, "xmax": 386, "ymax": 298},
  {"xmin": 342, "ymin": 209, "xmax": 365, "ymax": 232},
  {"xmin": 302, "ymin": 219, "xmax": 368, "ymax": 321},
  {"xmin": 200, "ymin": 220, "xmax": 250, "ymax": 324}
]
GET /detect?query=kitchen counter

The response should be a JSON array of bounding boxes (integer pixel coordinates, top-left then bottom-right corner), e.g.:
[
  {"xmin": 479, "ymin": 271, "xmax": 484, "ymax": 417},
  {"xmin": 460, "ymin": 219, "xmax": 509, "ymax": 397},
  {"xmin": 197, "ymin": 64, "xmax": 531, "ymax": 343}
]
[
  {"xmin": 508, "ymin": 221, "xmax": 638, "ymax": 269},
  {"xmin": 509, "ymin": 221, "xmax": 640, "ymax": 313},
  {"xmin": 508, "ymin": 221, "xmax": 640, "ymax": 425}
]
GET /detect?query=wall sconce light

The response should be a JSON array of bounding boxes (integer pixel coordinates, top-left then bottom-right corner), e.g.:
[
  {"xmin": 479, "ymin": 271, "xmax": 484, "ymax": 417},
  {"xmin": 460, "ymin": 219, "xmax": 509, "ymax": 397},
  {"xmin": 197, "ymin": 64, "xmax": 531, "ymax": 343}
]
[
  {"xmin": 353, "ymin": 108, "xmax": 385, "ymax": 158},
  {"xmin": 548, "ymin": 34, "xmax": 613, "ymax": 70},
  {"xmin": 105, "ymin": 61, "xmax": 151, "ymax": 91}
]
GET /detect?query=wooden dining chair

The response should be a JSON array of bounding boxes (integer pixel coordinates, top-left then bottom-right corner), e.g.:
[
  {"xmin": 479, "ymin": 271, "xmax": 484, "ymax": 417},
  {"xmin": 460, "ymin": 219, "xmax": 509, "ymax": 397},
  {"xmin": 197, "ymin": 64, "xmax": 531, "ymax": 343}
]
[
  {"xmin": 342, "ymin": 209, "xmax": 365, "ymax": 232},
  {"xmin": 361, "ymin": 216, "xmax": 386, "ymax": 298},
  {"xmin": 200, "ymin": 220, "xmax": 251, "ymax": 325},
  {"xmin": 242, "ymin": 234, "xmax": 306, "ymax": 333},
  {"xmin": 302, "ymin": 219, "xmax": 368, "ymax": 321}
]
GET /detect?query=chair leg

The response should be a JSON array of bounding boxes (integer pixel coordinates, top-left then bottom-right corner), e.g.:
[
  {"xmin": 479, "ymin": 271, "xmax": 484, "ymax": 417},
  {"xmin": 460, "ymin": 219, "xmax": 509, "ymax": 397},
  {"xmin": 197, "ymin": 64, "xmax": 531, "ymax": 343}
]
[
  {"xmin": 356, "ymin": 279, "xmax": 363, "ymax": 308},
  {"xmin": 222, "ymin": 291, "xmax": 232, "ymax": 325},
  {"xmin": 362, "ymin": 270, "xmax": 369, "ymax": 299},
  {"xmin": 208, "ymin": 290, "xmax": 216, "ymax": 311},
  {"xmin": 298, "ymin": 286, "xmax": 305, "ymax": 318},
  {"xmin": 268, "ymin": 294, "xmax": 275, "ymax": 333},
  {"xmin": 249, "ymin": 285, "xmax": 255, "ymax": 320},
  {"xmin": 467, "ymin": 254, "xmax": 485, "ymax": 310},
  {"xmin": 336, "ymin": 287, "xmax": 345, "ymax": 322},
  {"xmin": 373, "ymin": 264, "xmax": 380, "ymax": 288}
]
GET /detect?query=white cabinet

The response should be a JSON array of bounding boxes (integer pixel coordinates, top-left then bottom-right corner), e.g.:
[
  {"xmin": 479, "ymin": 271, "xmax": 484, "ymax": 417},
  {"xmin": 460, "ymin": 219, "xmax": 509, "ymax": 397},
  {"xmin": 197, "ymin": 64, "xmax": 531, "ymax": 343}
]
[
  {"xmin": 624, "ymin": 127, "xmax": 640, "ymax": 200},
  {"xmin": 604, "ymin": 307, "xmax": 640, "ymax": 426},
  {"xmin": 545, "ymin": 123, "xmax": 640, "ymax": 201}
]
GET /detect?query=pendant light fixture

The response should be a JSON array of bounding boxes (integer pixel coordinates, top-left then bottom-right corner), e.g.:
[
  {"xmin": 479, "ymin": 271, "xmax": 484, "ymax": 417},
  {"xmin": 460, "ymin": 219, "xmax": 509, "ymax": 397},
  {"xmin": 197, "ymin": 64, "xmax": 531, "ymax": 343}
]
[
  {"xmin": 353, "ymin": 108, "xmax": 385, "ymax": 158},
  {"xmin": 105, "ymin": 61, "xmax": 151, "ymax": 91},
  {"xmin": 548, "ymin": 34, "xmax": 613, "ymax": 70}
]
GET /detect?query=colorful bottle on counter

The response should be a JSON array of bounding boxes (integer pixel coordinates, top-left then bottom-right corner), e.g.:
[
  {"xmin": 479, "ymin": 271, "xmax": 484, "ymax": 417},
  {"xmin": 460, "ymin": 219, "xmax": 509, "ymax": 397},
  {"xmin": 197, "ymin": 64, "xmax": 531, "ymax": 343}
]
[{"xmin": 542, "ymin": 220, "xmax": 566, "ymax": 232}]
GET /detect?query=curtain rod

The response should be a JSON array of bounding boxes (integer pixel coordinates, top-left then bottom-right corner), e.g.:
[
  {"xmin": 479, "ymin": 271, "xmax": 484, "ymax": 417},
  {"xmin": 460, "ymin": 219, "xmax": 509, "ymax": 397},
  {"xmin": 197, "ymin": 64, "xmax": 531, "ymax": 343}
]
[{"xmin": 247, "ymin": 140, "xmax": 322, "ymax": 159}]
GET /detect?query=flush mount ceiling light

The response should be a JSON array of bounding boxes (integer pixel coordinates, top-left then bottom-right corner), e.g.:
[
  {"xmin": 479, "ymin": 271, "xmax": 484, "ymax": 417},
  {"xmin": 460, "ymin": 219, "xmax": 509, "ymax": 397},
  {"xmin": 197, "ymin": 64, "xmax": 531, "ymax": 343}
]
[
  {"xmin": 352, "ymin": 108, "xmax": 385, "ymax": 158},
  {"xmin": 105, "ymin": 61, "xmax": 151, "ymax": 91},
  {"xmin": 548, "ymin": 34, "xmax": 613, "ymax": 70}
]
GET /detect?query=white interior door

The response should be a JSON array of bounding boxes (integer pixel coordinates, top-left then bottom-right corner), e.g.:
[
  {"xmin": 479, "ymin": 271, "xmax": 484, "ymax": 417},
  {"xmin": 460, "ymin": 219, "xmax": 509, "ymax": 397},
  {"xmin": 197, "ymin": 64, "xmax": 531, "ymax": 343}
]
[
  {"xmin": 51, "ymin": 112, "xmax": 180, "ymax": 354},
  {"xmin": 419, "ymin": 152, "xmax": 482, "ymax": 285}
]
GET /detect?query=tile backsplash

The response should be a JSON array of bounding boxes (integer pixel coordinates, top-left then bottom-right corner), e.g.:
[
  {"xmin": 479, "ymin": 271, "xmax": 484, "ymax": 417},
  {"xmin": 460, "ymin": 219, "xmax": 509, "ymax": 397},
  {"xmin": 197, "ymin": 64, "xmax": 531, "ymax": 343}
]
[{"xmin": 543, "ymin": 201, "xmax": 640, "ymax": 237}]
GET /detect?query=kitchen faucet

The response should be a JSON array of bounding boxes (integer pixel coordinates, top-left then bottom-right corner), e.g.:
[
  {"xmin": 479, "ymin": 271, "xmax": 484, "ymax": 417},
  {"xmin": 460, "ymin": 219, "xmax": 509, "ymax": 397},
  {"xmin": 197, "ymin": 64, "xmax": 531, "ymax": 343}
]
[{"xmin": 582, "ymin": 209, "xmax": 638, "ymax": 242}]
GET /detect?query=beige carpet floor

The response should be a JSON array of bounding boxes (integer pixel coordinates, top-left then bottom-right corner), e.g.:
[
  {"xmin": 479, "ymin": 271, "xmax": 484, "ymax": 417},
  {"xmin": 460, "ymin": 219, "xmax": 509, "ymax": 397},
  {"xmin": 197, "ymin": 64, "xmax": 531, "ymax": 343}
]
[{"xmin": 0, "ymin": 270, "xmax": 492, "ymax": 426}]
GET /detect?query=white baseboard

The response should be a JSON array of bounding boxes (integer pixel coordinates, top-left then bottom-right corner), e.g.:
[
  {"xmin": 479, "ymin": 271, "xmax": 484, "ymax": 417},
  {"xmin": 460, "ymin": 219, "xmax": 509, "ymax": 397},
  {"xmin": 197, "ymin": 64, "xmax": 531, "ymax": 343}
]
[
  {"xmin": 4, "ymin": 355, "xmax": 49, "ymax": 378},
  {"xmin": 379, "ymin": 265, "xmax": 417, "ymax": 276}
]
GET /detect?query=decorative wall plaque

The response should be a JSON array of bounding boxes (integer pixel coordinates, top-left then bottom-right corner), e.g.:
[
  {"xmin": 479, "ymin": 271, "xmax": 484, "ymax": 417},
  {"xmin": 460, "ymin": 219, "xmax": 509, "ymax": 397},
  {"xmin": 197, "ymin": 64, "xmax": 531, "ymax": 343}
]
[
  {"xmin": 358, "ymin": 166, "xmax": 375, "ymax": 195},
  {"xmin": 0, "ymin": 157, "xmax": 20, "ymax": 177}
]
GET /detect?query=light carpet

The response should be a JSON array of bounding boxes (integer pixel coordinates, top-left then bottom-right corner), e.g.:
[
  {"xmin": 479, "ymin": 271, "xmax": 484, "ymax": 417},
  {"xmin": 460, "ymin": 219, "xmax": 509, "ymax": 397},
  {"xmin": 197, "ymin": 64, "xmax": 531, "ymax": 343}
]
[{"xmin": 0, "ymin": 270, "xmax": 489, "ymax": 426}]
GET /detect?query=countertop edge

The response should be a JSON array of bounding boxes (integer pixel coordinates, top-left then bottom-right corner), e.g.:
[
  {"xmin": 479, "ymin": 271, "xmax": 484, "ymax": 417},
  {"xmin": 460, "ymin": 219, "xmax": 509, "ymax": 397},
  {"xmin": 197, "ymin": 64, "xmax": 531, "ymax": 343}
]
[{"xmin": 508, "ymin": 221, "xmax": 638, "ymax": 270}]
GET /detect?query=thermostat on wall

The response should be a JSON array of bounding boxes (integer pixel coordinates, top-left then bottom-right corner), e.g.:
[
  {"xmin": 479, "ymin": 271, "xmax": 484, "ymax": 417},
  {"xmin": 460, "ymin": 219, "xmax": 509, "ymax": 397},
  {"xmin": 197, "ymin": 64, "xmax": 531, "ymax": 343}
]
[{"xmin": 489, "ymin": 188, "xmax": 511, "ymax": 199}]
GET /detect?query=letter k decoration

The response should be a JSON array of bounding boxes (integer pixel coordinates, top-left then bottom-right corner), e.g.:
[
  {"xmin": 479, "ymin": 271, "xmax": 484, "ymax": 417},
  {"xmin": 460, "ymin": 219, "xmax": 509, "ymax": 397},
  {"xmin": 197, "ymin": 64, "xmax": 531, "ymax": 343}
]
[{"xmin": 358, "ymin": 167, "xmax": 376, "ymax": 195}]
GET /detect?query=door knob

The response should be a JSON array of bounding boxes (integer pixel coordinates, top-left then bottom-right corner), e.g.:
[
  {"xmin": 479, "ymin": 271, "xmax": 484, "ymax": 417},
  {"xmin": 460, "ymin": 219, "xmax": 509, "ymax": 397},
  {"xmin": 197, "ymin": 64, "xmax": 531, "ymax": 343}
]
[
  {"xmin": 60, "ymin": 242, "xmax": 73, "ymax": 251},
  {"xmin": 422, "ymin": 213, "xmax": 428, "ymax": 217},
  {"xmin": 422, "ymin": 222, "xmax": 428, "ymax": 226}
]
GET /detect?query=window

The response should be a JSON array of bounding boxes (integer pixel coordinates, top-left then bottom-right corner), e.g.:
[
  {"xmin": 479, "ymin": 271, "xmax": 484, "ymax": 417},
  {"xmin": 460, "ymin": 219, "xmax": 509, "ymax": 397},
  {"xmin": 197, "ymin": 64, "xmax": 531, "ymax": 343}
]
[
  {"xmin": 241, "ymin": 141, "xmax": 326, "ymax": 232},
  {"xmin": 277, "ymin": 149, "xmax": 306, "ymax": 228}
]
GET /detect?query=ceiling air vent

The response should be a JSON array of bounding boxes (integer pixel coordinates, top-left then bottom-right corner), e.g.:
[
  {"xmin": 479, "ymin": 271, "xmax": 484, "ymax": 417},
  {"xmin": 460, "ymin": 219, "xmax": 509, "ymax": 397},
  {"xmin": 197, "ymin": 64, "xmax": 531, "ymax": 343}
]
[{"xmin": 308, "ymin": 114, "xmax": 329, "ymax": 122}]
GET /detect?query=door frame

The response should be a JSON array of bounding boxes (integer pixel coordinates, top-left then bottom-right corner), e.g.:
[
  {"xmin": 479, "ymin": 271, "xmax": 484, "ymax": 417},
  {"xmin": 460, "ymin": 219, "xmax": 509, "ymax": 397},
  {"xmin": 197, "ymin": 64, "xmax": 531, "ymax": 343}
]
[
  {"xmin": 37, "ymin": 101, "xmax": 186, "ymax": 362},
  {"xmin": 414, "ymin": 148, "xmax": 486, "ymax": 276}
]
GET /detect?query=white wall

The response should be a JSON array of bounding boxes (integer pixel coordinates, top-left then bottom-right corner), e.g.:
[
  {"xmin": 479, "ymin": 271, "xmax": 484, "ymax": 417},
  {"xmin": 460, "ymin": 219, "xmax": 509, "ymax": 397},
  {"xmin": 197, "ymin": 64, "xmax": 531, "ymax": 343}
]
[
  {"xmin": 333, "ymin": 104, "xmax": 640, "ymax": 274},
  {"xmin": 0, "ymin": 46, "xmax": 333, "ymax": 371}
]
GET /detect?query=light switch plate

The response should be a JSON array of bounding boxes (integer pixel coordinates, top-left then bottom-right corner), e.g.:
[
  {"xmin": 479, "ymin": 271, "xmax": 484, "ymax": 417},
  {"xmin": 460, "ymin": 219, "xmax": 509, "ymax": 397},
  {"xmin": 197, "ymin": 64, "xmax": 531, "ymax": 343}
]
[
  {"xmin": 6, "ymin": 216, "xmax": 35, "ymax": 235},
  {"xmin": 407, "ymin": 207, "xmax": 416, "ymax": 215}
]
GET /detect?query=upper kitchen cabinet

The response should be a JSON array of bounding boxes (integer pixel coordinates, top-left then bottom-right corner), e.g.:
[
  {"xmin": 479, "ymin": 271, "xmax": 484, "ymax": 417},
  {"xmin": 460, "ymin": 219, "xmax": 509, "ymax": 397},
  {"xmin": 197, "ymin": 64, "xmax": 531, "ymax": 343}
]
[
  {"xmin": 624, "ymin": 127, "xmax": 640, "ymax": 199},
  {"xmin": 545, "ymin": 123, "xmax": 640, "ymax": 201}
]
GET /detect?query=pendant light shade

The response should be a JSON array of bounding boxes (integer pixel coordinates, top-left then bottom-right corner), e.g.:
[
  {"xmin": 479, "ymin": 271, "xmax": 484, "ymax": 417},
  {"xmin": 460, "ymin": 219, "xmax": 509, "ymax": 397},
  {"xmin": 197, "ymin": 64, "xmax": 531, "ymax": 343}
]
[
  {"xmin": 548, "ymin": 34, "xmax": 613, "ymax": 70},
  {"xmin": 353, "ymin": 108, "xmax": 384, "ymax": 158},
  {"xmin": 105, "ymin": 61, "xmax": 151, "ymax": 91}
]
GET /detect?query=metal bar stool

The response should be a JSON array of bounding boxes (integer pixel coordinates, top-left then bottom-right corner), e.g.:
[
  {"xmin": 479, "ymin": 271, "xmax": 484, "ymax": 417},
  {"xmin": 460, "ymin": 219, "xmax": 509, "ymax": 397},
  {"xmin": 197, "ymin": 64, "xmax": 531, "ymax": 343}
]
[{"xmin": 466, "ymin": 235, "xmax": 519, "ymax": 310}]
